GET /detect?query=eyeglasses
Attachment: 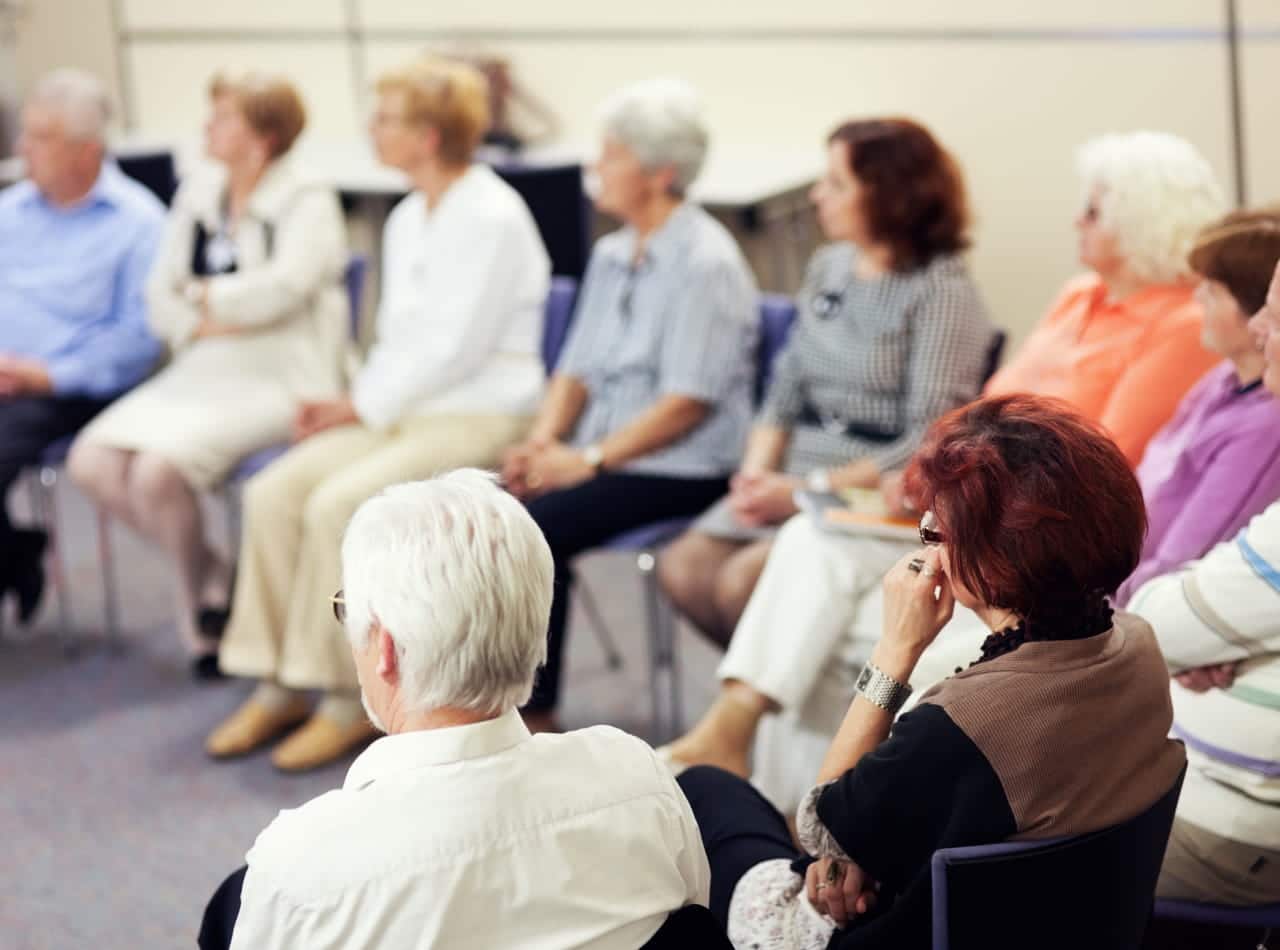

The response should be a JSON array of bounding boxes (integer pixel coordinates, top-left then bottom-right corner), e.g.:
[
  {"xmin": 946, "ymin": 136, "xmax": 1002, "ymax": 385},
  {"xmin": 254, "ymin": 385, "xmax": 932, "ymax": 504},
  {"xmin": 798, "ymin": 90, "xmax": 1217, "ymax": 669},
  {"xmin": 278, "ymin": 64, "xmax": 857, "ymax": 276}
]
[
  {"xmin": 919, "ymin": 510, "xmax": 945, "ymax": 547},
  {"xmin": 331, "ymin": 589, "xmax": 346, "ymax": 624}
]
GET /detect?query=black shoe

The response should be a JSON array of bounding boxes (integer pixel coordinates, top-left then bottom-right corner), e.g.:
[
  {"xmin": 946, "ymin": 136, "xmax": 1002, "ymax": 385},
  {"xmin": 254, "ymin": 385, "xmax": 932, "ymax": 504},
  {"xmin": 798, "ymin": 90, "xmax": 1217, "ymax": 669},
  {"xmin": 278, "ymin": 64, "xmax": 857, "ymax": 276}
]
[
  {"xmin": 191, "ymin": 652, "xmax": 228, "ymax": 682},
  {"xmin": 11, "ymin": 530, "xmax": 48, "ymax": 626},
  {"xmin": 196, "ymin": 607, "xmax": 231, "ymax": 640}
]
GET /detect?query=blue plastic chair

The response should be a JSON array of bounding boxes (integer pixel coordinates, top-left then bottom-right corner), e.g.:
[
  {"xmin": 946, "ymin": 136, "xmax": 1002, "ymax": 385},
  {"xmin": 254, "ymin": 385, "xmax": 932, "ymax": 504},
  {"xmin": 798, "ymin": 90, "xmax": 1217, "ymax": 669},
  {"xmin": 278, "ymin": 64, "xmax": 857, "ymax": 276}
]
[
  {"xmin": 540, "ymin": 276, "xmax": 579, "ymax": 373},
  {"xmin": 565, "ymin": 294, "xmax": 798, "ymax": 740},
  {"xmin": 931, "ymin": 768, "xmax": 1184, "ymax": 950}
]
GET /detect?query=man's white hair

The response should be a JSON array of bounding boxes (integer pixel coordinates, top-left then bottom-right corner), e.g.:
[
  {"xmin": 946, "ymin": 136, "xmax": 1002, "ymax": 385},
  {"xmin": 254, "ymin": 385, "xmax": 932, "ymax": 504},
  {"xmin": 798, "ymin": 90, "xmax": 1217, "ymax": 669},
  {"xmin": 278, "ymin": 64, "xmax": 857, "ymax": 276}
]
[
  {"xmin": 599, "ymin": 77, "xmax": 709, "ymax": 195},
  {"xmin": 27, "ymin": 69, "xmax": 111, "ymax": 143},
  {"xmin": 340, "ymin": 470, "xmax": 553, "ymax": 714},
  {"xmin": 1077, "ymin": 131, "xmax": 1225, "ymax": 285}
]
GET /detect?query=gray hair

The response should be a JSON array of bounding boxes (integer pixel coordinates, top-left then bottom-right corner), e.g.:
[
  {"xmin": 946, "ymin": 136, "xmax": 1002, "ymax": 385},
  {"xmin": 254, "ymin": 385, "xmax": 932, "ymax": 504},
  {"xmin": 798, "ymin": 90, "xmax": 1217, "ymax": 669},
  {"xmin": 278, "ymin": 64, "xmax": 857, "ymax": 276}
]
[
  {"xmin": 599, "ymin": 77, "xmax": 709, "ymax": 195},
  {"xmin": 1077, "ymin": 131, "xmax": 1225, "ymax": 285},
  {"xmin": 27, "ymin": 69, "xmax": 111, "ymax": 143},
  {"xmin": 340, "ymin": 470, "xmax": 554, "ymax": 715}
]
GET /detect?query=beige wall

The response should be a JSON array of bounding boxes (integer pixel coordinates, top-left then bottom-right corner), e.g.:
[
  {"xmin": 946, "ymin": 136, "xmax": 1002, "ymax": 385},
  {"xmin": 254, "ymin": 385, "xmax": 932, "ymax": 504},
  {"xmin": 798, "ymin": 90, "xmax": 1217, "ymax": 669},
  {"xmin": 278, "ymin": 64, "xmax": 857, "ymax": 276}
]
[{"xmin": 14, "ymin": 0, "xmax": 1279, "ymax": 344}]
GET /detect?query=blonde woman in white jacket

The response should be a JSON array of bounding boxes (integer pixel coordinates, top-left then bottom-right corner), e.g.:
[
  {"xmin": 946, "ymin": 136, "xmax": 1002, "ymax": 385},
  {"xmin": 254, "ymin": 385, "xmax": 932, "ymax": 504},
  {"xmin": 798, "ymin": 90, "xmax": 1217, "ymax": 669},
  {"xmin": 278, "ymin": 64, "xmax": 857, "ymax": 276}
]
[{"xmin": 70, "ymin": 72, "xmax": 348, "ymax": 678}]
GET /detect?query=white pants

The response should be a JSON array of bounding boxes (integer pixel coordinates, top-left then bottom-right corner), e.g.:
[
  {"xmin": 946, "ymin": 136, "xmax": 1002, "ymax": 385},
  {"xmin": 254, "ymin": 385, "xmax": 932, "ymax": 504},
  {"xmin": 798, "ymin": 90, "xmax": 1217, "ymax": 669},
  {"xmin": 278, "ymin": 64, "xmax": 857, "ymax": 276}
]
[{"xmin": 726, "ymin": 513, "xmax": 990, "ymax": 813}]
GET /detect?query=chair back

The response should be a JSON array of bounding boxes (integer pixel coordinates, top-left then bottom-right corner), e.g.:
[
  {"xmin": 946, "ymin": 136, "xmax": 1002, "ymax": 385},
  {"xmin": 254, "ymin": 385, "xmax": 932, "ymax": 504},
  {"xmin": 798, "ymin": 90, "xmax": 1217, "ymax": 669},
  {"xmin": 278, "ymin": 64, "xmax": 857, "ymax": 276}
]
[
  {"xmin": 756, "ymin": 293, "xmax": 798, "ymax": 404},
  {"xmin": 493, "ymin": 162, "xmax": 591, "ymax": 279},
  {"xmin": 117, "ymin": 150, "xmax": 178, "ymax": 205},
  {"xmin": 344, "ymin": 254, "xmax": 369, "ymax": 340},
  {"xmin": 541, "ymin": 276, "xmax": 580, "ymax": 373},
  {"xmin": 982, "ymin": 330, "xmax": 1008, "ymax": 386},
  {"xmin": 931, "ymin": 768, "xmax": 1185, "ymax": 950},
  {"xmin": 640, "ymin": 904, "xmax": 733, "ymax": 949}
]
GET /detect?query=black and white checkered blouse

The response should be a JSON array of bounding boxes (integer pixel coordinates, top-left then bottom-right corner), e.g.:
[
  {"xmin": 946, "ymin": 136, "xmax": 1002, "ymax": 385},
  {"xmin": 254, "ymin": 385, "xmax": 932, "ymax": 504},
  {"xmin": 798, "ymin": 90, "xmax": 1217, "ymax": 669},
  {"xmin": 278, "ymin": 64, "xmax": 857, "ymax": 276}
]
[{"xmin": 761, "ymin": 242, "xmax": 995, "ymax": 474}]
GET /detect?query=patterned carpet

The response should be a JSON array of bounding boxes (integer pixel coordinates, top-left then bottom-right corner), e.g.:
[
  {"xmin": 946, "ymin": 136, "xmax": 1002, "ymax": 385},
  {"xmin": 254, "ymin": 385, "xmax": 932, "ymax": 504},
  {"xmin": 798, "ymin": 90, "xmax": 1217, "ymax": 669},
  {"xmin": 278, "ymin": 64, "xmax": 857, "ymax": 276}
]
[{"xmin": 0, "ymin": 479, "xmax": 720, "ymax": 949}]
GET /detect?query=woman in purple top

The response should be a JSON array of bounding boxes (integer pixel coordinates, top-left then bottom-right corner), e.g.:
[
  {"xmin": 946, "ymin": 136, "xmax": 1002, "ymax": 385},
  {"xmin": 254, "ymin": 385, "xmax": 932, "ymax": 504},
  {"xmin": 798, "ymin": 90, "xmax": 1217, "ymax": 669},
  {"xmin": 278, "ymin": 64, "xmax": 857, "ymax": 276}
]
[{"xmin": 1117, "ymin": 211, "xmax": 1280, "ymax": 605}]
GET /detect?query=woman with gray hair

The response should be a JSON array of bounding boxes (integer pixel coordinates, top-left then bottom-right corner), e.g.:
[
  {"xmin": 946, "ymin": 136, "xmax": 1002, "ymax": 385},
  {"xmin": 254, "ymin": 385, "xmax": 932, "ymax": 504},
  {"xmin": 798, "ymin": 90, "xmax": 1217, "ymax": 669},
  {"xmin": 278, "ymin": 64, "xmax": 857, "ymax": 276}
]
[
  {"xmin": 215, "ymin": 470, "xmax": 710, "ymax": 949},
  {"xmin": 501, "ymin": 77, "xmax": 758, "ymax": 732}
]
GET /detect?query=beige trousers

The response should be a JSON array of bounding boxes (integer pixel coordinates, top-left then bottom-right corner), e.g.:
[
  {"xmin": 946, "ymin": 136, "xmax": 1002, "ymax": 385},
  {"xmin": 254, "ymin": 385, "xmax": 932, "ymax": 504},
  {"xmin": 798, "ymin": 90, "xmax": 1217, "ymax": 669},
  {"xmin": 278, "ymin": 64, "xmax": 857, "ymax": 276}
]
[
  {"xmin": 219, "ymin": 414, "xmax": 530, "ymax": 691},
  {"xmin": 1158, "ymin": 818, "xmax": 1280, "ymax": 906}
]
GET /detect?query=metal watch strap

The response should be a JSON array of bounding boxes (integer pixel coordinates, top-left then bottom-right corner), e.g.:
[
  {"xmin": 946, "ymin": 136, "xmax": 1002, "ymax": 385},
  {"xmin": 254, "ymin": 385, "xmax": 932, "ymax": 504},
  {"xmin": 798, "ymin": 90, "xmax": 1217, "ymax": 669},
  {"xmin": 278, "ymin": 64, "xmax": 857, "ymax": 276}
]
[{"xmin": 855, "ymin": 662, "xmax": 913, "ymax": 714}]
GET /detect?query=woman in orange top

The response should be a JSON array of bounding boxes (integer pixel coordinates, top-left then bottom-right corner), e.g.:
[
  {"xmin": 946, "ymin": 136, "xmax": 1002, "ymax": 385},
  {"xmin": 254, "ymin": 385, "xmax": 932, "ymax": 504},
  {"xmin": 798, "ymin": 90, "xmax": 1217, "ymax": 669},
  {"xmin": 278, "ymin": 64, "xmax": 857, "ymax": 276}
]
[{"xmin": 985, "ymin": 131, "xmax": 1223, "ymax": 464}]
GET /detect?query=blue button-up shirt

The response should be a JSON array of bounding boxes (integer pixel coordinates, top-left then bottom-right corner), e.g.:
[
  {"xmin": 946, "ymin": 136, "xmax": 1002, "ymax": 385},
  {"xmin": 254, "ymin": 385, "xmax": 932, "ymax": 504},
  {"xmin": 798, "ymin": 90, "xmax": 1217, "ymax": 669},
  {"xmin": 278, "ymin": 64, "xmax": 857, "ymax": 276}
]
[
  {"xmin": 557, "ymin": 203, "xmax": 759, "ymax": 478},
  {"xmin": 0, "ymin": 161, "xmax": 165, "ymax": 397}
]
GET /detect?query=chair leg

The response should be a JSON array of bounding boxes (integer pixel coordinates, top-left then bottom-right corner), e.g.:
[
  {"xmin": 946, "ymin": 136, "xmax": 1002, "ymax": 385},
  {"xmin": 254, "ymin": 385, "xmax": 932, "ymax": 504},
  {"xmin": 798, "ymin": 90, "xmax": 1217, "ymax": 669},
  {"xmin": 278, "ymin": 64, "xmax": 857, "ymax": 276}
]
[
  {"xmin": 638, "ymin": 550, "xmax": 682, "ymax": 743},
  {"xmin": 223, "ymin": 486, "xmax": 240, "ymax": 555},
  {"xmin": 572, "ymin": 572, "xmax": 625, "ymax": 671},
  {"xmin": 97, "ymin": 507, "xmax": 123, "ymax": 654},
  {"xmin": 35, "ymin": 467, "xmax": 76, "ymax": 655}
]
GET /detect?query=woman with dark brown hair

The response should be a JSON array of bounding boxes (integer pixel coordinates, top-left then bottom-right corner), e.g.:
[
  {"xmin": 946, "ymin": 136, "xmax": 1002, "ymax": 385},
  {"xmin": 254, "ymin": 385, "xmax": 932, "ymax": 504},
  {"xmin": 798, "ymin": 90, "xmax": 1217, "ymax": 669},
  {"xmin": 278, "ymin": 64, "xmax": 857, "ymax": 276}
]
[
  {"xmin": 658, "ymin": 118, "xmax": 996, "ymax": 646},
  {"xmin": 676, "ymin": 393, "xmax": 1186, "ymax": 949}
]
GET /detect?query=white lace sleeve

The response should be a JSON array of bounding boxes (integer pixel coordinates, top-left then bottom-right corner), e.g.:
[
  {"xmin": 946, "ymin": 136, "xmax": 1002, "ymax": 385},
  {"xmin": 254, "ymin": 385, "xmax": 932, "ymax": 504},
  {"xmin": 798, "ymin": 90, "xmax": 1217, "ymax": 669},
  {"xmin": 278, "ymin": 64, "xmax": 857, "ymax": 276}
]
[
  {"xmin": 727, "ymin": 859, "xmax": 837, "ymax": 950},
  {"xmin": 795, "ymin": 781, "xmax": 852, "ymax": 862}
]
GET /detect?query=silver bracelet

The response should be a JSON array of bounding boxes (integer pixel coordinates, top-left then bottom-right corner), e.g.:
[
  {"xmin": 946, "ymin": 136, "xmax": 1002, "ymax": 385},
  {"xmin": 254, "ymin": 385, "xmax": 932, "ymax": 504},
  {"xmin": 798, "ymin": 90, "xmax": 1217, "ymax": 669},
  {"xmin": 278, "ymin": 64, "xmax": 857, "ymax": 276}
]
[{"xmin": 855, "ymin": 661, "xmax": 912, "ymax": 715}]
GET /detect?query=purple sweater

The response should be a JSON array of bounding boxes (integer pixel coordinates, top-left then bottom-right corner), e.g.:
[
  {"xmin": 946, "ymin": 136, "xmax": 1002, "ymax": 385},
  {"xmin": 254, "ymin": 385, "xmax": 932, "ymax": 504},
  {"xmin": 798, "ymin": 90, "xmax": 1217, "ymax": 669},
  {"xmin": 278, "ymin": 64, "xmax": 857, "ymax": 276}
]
[{"xmin": 1116, "ymin": 361, "xmax": 1280, "ymax": 606}]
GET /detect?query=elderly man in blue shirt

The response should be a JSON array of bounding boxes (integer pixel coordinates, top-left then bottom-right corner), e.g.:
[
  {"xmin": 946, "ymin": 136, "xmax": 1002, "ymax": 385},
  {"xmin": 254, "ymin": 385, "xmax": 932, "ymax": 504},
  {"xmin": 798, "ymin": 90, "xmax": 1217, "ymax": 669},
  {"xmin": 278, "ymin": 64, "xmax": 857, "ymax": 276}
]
[{"xmin": 0, "ymin": 69, "xmax": 164, "ymax": 621}]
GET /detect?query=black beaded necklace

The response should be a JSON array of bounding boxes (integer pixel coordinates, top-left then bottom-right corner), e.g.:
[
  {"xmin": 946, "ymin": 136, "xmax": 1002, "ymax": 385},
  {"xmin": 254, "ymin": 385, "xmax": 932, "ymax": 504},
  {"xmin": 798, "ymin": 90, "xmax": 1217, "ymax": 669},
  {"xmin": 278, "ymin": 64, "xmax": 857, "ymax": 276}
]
[{"xmin": 963, "ymin": 594, "xmax": 1115, "ymax": 670}]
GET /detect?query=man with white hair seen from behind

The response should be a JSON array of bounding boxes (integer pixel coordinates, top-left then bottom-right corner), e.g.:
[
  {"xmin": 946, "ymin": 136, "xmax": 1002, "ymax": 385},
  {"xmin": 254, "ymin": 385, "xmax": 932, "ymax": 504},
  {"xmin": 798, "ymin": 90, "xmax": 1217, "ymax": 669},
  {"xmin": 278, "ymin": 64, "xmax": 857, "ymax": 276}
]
[
  {"xmin": 0, "ymin": 69, "xmax": 164, "ymax": 622},
  {"xmin": 222, "ymin": 470, "xmax": 710, "ymax": 949}
]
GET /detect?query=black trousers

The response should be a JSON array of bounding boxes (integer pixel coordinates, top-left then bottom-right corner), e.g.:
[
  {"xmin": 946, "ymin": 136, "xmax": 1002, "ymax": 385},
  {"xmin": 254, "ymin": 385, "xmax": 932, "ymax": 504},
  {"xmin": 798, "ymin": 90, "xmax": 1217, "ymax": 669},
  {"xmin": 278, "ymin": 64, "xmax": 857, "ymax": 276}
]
[
  {"xmin": 677, "ymin": 765, "xmax": 801, "ymax": 925},
  {"xmin": 0, "ymin": 395, "xmax": 107, "ymax": 580},
  {"xmin": 523, "ymin": 472, "xmax": 728, "ymax": 712}
]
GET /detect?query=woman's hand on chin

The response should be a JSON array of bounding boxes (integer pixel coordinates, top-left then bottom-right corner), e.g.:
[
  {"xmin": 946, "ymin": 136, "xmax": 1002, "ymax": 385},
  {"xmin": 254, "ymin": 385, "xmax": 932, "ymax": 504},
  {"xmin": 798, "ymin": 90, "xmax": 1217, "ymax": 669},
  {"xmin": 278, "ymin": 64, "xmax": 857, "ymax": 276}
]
[{"xmin": 877, "ymin": 547, "xmax": 955, "ymax": 676}]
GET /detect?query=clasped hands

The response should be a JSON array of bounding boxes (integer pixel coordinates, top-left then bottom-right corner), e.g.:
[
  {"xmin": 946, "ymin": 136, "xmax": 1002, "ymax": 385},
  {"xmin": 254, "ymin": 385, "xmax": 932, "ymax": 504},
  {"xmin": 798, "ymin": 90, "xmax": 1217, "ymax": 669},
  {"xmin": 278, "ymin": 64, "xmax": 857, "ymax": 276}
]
[
  {"xmin": 502, "ymin": 436, "xmax": 594, "ymax": 500},
  {"xmin": 805, "ymin": 856, "xmax": 878, "ymax": 928},
  {"xmin": 0, "ymin": 354, "xmax": 52, "ymax": 397},
  {"xmin": 293, "ymin": 397, "xmax": 359, "ymax": 442}
]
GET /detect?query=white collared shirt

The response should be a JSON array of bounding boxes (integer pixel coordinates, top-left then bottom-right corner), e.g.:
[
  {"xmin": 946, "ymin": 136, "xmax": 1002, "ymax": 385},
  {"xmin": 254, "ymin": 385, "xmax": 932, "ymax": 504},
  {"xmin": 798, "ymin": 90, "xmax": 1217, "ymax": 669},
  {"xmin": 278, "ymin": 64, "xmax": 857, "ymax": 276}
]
[
  {"xmin": 230, "ymin": 710, "xmax": 710, "ymax": 949},
  {"xmin": 351, "ymin": 164, "xmax": 551, "ymax": 429}
]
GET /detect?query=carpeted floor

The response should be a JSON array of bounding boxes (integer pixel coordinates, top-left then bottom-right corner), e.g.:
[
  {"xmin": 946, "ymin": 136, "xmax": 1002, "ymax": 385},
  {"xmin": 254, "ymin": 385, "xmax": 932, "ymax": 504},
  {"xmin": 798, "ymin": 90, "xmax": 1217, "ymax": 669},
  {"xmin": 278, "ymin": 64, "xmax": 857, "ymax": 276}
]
[{"xmin": 0, "ymin": 478, "xmax": 720, "ymax": 949}]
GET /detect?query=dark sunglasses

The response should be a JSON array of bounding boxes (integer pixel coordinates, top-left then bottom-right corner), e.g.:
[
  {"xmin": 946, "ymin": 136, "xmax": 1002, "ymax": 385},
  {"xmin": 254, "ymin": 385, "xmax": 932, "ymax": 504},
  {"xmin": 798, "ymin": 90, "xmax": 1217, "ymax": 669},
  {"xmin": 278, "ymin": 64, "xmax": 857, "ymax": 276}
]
[
  {"xmin": 331, "ymin": 589, "xmax": 346, "ymax": 624},
  {"xmin": 919, "ymin": 510, "xmax": 945, "ymax": 547}
]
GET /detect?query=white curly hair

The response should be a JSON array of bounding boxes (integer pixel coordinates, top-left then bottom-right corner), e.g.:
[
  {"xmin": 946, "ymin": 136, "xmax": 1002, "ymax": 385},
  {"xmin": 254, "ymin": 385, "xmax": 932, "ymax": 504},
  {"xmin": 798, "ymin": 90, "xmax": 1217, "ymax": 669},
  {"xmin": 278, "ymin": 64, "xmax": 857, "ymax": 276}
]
[{"xmin": 1077, "ymin": 131, "xmax": 1225, "ymax": 285}]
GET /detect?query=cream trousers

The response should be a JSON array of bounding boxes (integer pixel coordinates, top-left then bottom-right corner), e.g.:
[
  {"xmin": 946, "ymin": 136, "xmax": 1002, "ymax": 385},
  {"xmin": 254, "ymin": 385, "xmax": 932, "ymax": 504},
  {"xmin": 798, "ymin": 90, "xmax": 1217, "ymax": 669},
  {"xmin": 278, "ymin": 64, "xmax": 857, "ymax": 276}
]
[{"xmin": 219, "ymin": 414, "xmax": 530, "ymax": 691}]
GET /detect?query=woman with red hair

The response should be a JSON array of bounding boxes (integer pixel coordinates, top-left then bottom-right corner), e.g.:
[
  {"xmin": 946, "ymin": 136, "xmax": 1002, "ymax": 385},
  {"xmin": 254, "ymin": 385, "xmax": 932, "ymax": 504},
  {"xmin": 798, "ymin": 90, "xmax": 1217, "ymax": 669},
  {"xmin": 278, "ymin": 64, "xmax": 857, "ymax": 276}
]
[{"xmin": 677, "ymin": 394, "xmax": 1185, "ymax": 949}]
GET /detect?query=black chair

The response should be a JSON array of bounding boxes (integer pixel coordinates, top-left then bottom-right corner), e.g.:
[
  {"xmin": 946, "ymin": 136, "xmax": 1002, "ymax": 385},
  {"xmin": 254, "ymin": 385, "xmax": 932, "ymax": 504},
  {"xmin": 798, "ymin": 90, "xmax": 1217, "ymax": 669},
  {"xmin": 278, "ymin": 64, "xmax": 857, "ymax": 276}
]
[
  {"xmin": 493, "ymin": 162, "xmax": 590, "ymax": 279},
  {"xmin": 641, "ymin": 904, "xmax": 733, "ymax": 948},
  {"xmin": 200, "ymin": 865, "xmax": 729, "ymax": 950},
  {"xmin": 198, "ymin": 866, "xmax": 246, "ymax": 950},
  {"xmin": 931, "ymin": 766, "xmax": 1185, "ymax": 950},
  {"xmin": 116, "ymin": 150, "xmax": 178, "ymax": 206},
  {"xmin": 982, "ymin": 329, "xmax": 1008, "ymax": 385}
]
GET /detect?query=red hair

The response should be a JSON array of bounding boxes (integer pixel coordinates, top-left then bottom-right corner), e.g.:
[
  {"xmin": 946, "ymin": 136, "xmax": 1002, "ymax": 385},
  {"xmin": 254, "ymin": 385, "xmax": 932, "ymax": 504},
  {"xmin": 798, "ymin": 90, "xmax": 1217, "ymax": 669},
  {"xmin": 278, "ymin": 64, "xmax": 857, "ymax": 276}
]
[
  {"xmin": 904, "ymin": 394, "xmax": 1145, "ymax": 620},
  {"xmin": 828, "ymin": 117, "xmax": 970, "ymax": 272}
]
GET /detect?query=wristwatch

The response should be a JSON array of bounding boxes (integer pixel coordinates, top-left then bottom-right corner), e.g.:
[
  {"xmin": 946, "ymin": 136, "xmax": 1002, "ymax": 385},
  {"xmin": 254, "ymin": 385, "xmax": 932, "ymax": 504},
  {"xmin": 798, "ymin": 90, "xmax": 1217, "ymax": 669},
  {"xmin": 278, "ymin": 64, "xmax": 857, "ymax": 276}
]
[
  {"xmin": 806, "ymin": 468, "xmax": 833, "ymax": 494},
  {"xmin": 582, "ymin": 444, "xmax": 605, "ymax": 473},
  {"xmin": 855, "ymin": 662, "xmax": 913, "ymax": 715}
]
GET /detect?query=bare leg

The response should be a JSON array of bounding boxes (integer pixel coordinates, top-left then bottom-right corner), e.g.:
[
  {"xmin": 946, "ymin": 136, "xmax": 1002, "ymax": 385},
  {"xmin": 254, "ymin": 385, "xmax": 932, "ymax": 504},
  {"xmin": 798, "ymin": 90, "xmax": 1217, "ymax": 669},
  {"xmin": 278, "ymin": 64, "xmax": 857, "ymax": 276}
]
[
  {"xmin": 711, "ymin": 538, "xmax": 774, "ymax": 639},
  {"xmin": 126, "ymin": 453, "xmax": 225, "ymax": 654},
  {"xmin": 657, "ymin": 531, "xmax": 746, "ymax": 646},
  {"xmin": 663, "ymin": 680, "xmax": 779, "ymax": 777},
  {"xmin": 67, "ymin": 441, "xmax": 147, "ymax": 534}
]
